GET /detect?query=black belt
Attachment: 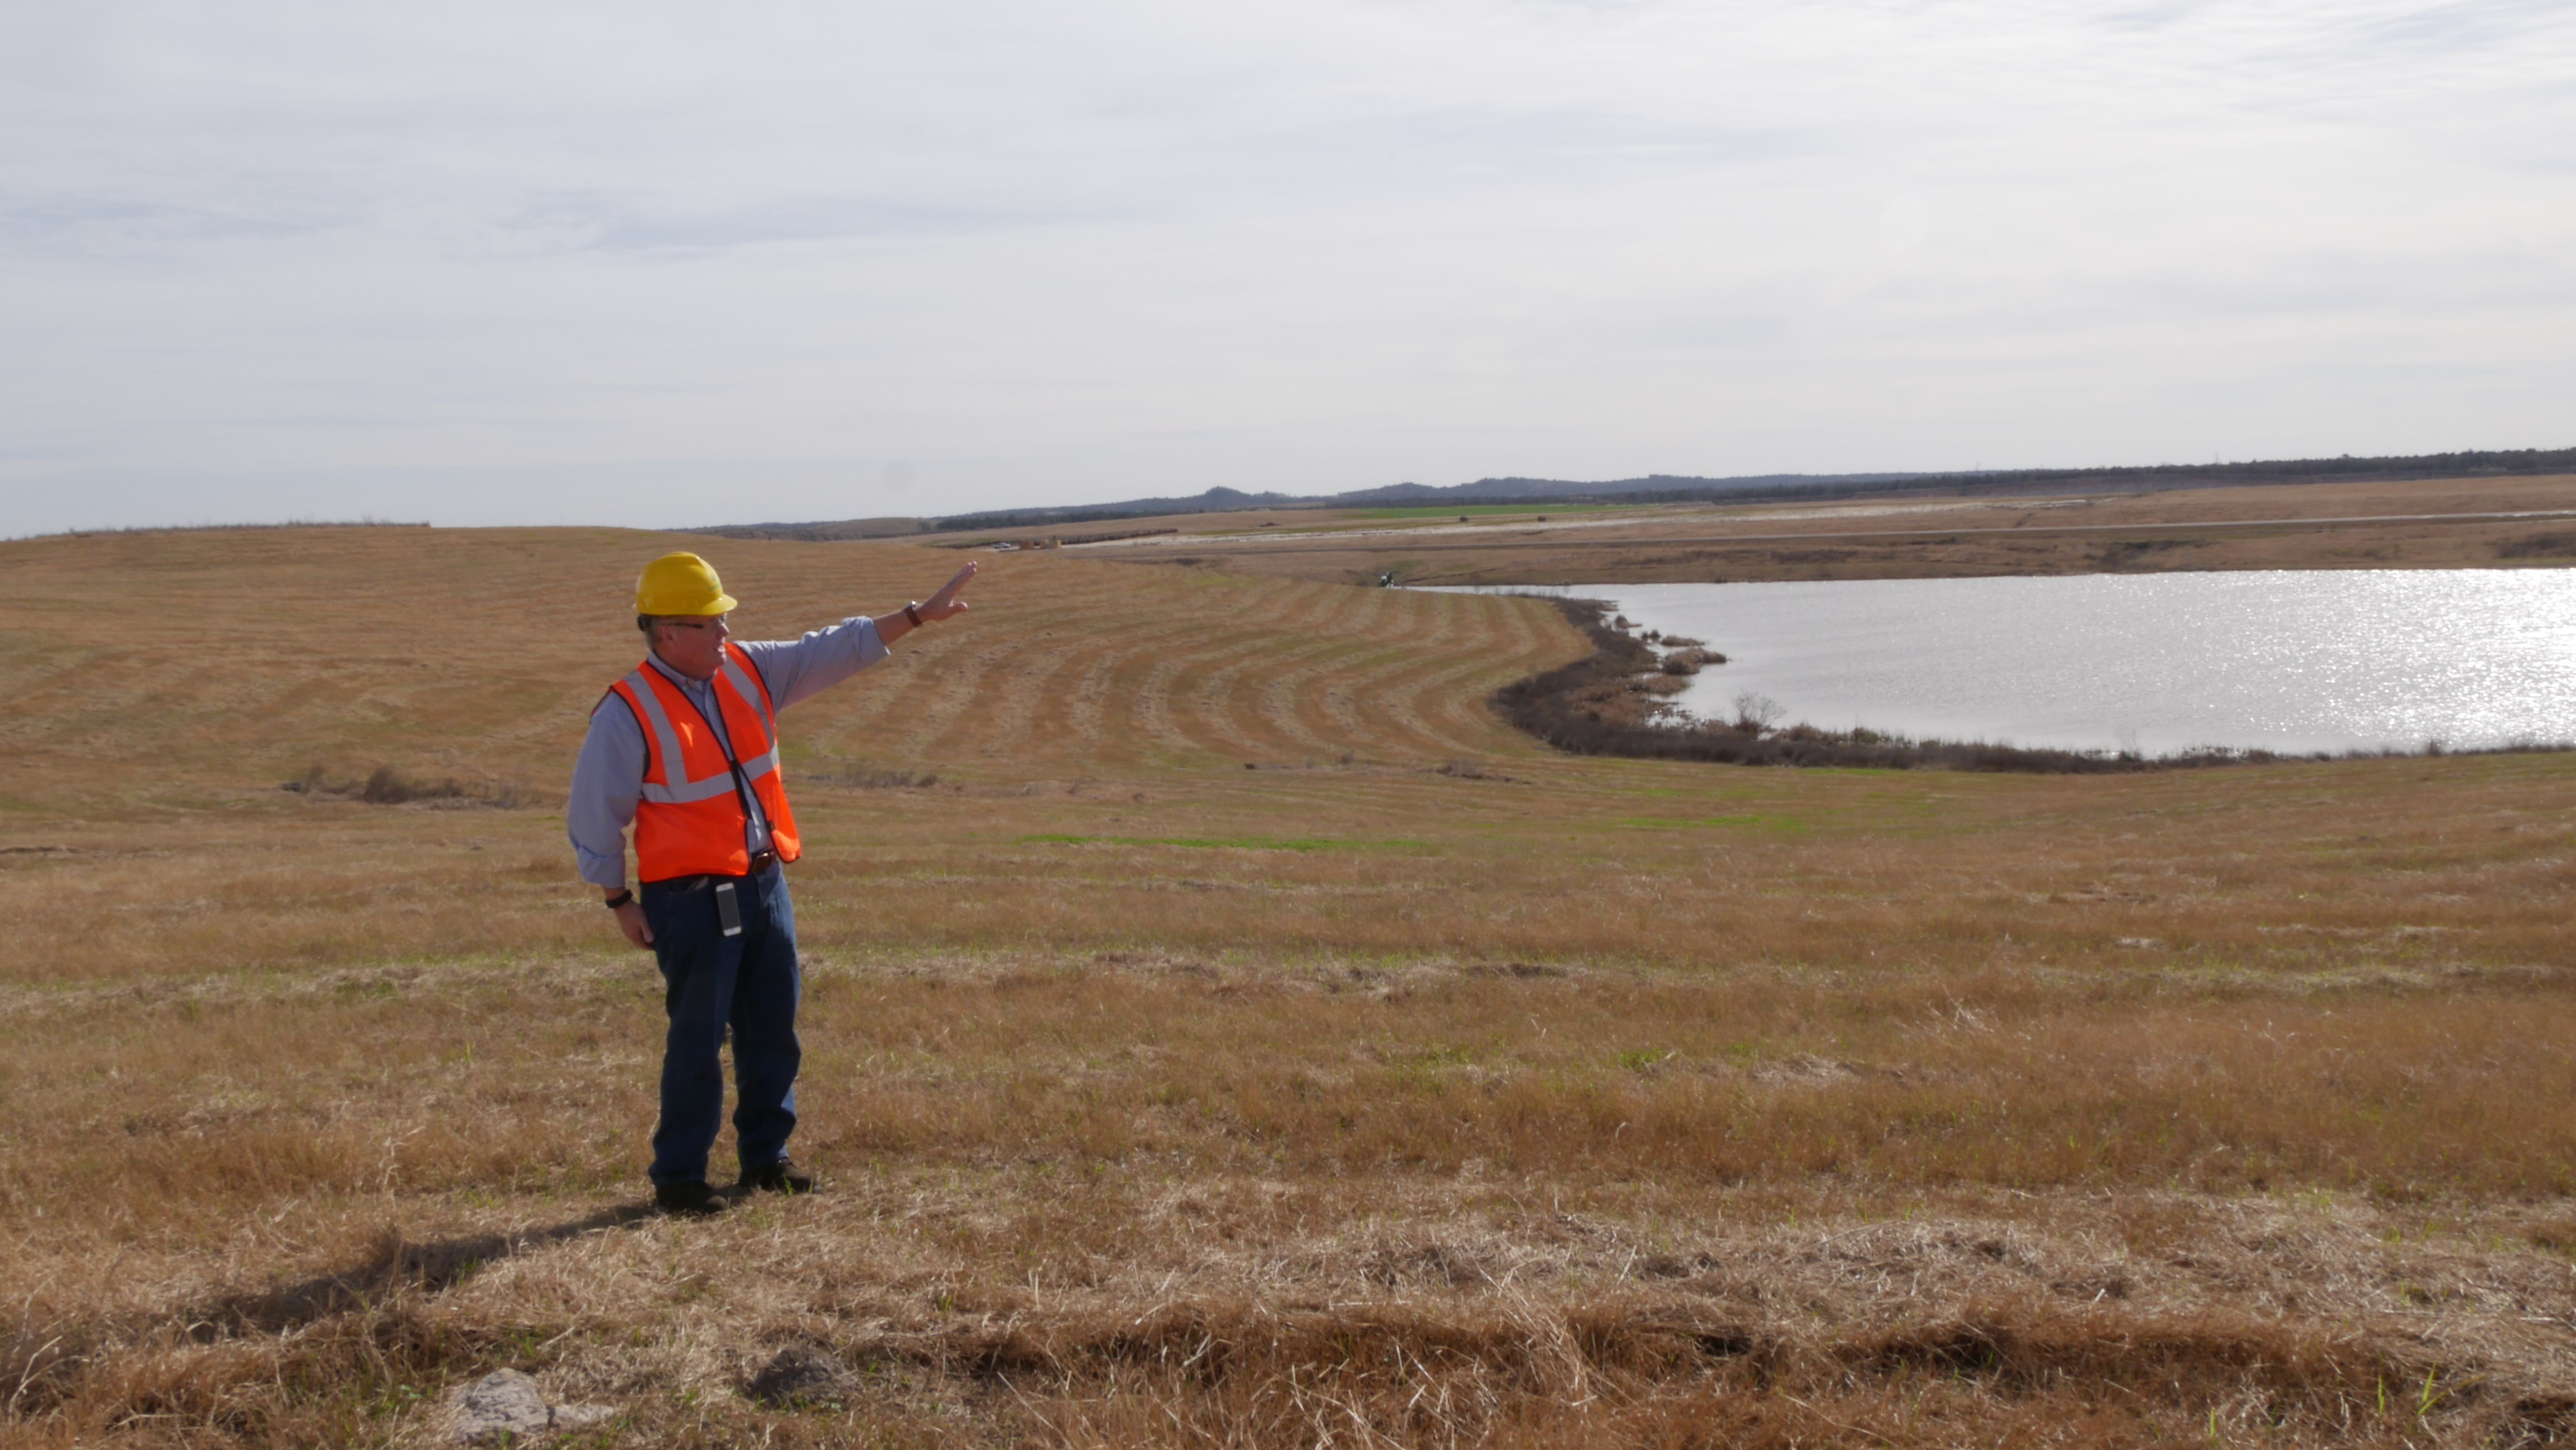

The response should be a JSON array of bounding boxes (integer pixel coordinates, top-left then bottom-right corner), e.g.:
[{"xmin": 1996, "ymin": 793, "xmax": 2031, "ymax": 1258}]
[{"xmin": 643, "ymin": 850, "xmax": 778, "ymax": 891}]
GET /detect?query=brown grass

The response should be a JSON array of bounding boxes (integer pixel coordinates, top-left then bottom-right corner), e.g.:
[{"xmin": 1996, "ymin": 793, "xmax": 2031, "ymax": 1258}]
[
  {"xmin": 4, "ymin": 524, "xmax": 2576, "ymax": 1445},
  {"xmin": 1144, "ymin": 472, "xmax": 2576, "ymax": 586}
]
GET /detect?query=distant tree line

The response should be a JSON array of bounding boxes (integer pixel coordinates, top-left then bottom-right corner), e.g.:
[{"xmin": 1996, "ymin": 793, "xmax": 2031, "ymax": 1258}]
[
  {"xmin": 936, "ymin": 447, "xmax": 2576, "ymax": 530},
  {"xmin": 694, "ymin": 445, "xmax": 2575, "ymax": 540},
  {"xmin": 1929, "ymin": 446, "xmax": 2576, "ymax": 493},
  {"xmin": 932, "ymin": 507, "xmax": 1168, "ymax": 533},
  {"xmin": 1567, "ymin": 447, "xmax": 2576, "ymax": 510}
]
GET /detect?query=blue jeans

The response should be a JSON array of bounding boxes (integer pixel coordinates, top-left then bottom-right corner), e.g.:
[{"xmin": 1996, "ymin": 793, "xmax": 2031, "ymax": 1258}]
[{"xmin": 640, "ymin": 863, "xmax": 801, "ymax": 1187}]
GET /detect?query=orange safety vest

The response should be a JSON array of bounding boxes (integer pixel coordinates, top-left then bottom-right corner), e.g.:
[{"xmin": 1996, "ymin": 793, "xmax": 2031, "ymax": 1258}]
[{"xmin": 605, "ymin": 644, "xmax": 803, "ymax": 881}]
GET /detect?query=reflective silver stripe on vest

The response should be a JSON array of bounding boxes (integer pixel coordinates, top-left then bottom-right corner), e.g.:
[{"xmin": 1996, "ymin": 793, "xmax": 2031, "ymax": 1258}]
[
  {"xmin": 715, "ymin": 657, "xmax": 783, "ymax": 782},
  {"xmin": 623, "ymin": 669, "xmax": 748, "ymax": 805}
]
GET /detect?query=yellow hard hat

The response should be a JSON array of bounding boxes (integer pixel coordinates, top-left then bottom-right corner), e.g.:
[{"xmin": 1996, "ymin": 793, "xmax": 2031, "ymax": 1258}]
[{"xmin": 634, "ymin": 552, "xmax": 739, "ymax": 616}]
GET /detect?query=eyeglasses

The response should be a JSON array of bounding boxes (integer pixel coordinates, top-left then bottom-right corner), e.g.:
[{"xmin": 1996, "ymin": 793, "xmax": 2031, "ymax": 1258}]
[{"xmin": 657, "ymin": 619, "xmax": 728, "ymax": 632}]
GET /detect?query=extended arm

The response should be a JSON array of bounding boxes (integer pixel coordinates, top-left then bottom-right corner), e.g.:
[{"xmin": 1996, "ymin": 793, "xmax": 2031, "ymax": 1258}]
[{"xmin": 738, "ymin": 561, "xmax": 981, "ymax": 710}]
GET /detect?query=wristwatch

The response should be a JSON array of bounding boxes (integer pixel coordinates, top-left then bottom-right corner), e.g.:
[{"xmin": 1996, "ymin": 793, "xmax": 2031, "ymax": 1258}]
[
  {"xmin": 904, "ymin": 600, "xmax": 924, "ymax": 627},
  {"xmin": 603, "ymin": 888, "xmax": 634, "ymax": 908}
]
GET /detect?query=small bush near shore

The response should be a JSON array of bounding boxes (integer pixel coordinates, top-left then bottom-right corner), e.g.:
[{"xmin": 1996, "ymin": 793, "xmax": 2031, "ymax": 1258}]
[{"xmin": 2497, "ymin": 530, "xmax": 2576, "ymax": 559}]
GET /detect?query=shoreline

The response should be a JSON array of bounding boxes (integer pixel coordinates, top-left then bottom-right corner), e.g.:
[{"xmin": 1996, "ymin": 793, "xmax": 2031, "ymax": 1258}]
[{"xmin": 1492, "ymin": 597, "xmax": 2568, "ymax": 774}]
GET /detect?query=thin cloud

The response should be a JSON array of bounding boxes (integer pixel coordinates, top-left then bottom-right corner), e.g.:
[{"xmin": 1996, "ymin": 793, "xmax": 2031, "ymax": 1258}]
[
  {"xmin": 507, "ymin": 192, "xmax": 1119, "ymax": 253},
  {"xmin": 1, "ymin": 0, "xmax": 2571, "ymax": 533},
  {"xmin": 0, "ymin": 192, "xmax": 335, "ymax": 250}
]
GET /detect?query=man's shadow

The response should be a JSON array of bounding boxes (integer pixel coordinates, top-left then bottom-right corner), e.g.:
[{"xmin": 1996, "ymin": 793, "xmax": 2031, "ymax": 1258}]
[{"xmin": 187, "ymin": 1203, "xmax": 659, "ymax": 1340}]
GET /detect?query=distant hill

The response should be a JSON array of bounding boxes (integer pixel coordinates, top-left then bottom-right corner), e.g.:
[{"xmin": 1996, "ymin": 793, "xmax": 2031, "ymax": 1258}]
[
  {"xmin": 686, "ymin": 474, "xmax": 1956, "ymax": 540},
  {"xmin": 686, "ymin": 446, "xmax": 2575, "ymax": 539},
  {"xmin": 1332, "ymin": 472, "xmax": 1943, "ymax": 506}
]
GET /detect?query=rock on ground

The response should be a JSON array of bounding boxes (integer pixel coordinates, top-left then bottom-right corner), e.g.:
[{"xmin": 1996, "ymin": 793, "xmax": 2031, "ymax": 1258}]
[
  {"xmin": 446, "ymin": 1369, "xmax": 617, "ymax": 1443},
  {"xmin": 449, "ymin": 1370, "xmax": 547, "ymax": 1444}
]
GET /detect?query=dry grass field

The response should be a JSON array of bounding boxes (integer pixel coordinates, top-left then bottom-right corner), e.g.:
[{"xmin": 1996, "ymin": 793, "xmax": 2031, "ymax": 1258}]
[
  {"xmin": 1113, "ymin": 473, "xmax": 2576, "ymax": 587},
  {"xmin": 6, "ymin": 522, "xmax": 2576, "ymax": 1447}
]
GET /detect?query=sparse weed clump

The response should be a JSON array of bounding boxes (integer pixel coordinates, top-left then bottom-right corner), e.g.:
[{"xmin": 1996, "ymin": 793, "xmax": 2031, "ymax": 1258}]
[
  {"xmin": 282, "ymin": 764, "xmax": 540, "ymax": 809},
  {"xmin": 806, "ymin": 761, "xmax": 940, "ymax": 790}
]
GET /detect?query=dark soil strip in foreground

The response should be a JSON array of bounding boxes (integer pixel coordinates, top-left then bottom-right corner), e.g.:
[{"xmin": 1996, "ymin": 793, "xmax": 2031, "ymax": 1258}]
[{"xmin": 1490, "ymin": 598, "xmax": 2559, "ymax": 774}]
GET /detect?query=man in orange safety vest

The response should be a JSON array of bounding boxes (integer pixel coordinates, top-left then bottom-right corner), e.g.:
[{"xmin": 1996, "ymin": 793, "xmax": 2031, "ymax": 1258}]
[{"xmin": 569, "ymin": 550, "xmax": 977, "ymax": 1216}]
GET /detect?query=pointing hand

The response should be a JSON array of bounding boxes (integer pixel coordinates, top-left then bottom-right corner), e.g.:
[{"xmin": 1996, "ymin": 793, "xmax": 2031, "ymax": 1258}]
[{"xmin": 919, "ymin": 560, "xmax": 978, "ymax": 621}]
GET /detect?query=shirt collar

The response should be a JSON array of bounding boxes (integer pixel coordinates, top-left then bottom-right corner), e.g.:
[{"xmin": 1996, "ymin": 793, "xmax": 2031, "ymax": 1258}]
[{"xmin": 645, "ymin": 651, "xmax": 716, "ymax": 694}]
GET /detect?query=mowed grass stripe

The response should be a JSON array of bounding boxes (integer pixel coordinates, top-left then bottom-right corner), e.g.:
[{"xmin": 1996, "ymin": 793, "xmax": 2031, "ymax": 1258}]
[
  {"xmin": 1370, "ymin": 594, "xmax": 1551, "ymax": 758},
  {"xmin": 1149, "ymin": 575, "xmax": 1394, "ymax": 761},
  {"xmin": 1373, "ymin": 591, "xmax": 1512, "ymax": 755},
  {"xmin": 1212, "ymin": 575, "xmax": 1377, "ymax": 760},
  {"xmin": 767, "ymin": 555, "xmax": 1581, "ymax": 776}
]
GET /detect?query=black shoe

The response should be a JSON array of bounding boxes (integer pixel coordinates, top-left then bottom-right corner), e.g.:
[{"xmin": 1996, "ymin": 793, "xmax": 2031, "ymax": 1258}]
[
  {"xmin": 739, "ymin": 1157, "xmax": 816, "ymax": 1195},
  {"xmin": 654, "ymin": 1180, "xmax": 730, "ymax": 1217}
]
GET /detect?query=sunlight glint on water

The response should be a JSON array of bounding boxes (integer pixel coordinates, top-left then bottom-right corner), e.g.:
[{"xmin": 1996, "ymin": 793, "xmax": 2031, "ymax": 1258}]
[{"xmin": 1471, "ymin": 570, "xmax": 2576, "ymax": 755}]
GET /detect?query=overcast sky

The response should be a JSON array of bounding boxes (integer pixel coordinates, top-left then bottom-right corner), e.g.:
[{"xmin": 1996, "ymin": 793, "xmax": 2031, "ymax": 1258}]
[{"xmin": 4, "ymin": 1, "xmax": 2571, "ymax": 533}]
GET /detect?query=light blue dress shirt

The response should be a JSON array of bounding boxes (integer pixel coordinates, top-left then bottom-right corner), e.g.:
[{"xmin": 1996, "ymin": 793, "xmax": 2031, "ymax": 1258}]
[{"xmin": 568, "ymin": 616, "xmax": 889, "ymax": 887}]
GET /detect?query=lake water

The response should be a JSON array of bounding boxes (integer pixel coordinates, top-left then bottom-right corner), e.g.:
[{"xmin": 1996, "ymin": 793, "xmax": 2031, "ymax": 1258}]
[{"xmin": 1460, "ymin": 570, "xmax": 2576, "ymax": 755}]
